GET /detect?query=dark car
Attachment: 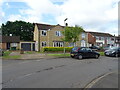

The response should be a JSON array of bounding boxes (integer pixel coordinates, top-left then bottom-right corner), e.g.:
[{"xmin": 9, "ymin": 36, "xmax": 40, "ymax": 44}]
[
  {"xmin": 70, "ymin": 47, "xmax": 100, "ymax": 59},
  {"xmin": 89, "ymin": 46, "xmax": 100, "ymax": 51},
  {"xmin": 104, "ymin": 47, "xmax": 120, "ymax": 57}
]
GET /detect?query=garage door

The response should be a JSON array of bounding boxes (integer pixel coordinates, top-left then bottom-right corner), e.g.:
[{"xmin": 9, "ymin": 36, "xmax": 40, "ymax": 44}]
[{"xmin": 21, "ymin": 43, "xmax": 31, "ymax": 51}]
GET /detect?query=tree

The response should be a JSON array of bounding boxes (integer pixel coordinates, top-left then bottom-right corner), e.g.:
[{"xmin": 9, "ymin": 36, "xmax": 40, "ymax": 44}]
[
  {"xmin": 1, "ymin": 20, "xmax": 34, "ymax": 41},
  {"xmin": 61, "ymin": 25, "xmax": 84, "ymax": 46}
]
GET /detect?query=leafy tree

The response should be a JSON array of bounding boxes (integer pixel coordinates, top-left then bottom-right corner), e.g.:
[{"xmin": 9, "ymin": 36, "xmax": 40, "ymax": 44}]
[
  {"xmin": 61, "ymin": 25, "xmax": 84, "ymax": 46},
  {"xmin": 1, "ymin": 20, "xmax": 34, "ymax": 41}
]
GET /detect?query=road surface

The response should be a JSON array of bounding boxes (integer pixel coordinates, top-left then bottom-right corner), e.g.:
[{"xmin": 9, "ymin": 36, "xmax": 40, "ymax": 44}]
[{"xmin": 2, "ymin": 56, "xmax": 118, "ymax": 88}]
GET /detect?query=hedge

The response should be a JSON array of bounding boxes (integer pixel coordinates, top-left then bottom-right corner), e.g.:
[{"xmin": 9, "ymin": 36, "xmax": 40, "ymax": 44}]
[{"xmin": 43, "ymin": 47, "xmax": 73, "ymax": 52}]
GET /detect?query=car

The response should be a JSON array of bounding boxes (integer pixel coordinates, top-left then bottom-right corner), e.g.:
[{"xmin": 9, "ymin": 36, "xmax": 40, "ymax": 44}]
[
  {"xmin": 70, "ymin": 47, "xmax": 100, "ymax": 60},
  {"xmin": 104, "ymin": 47, "xmax": 120, "ymax": 57},
  {"xmin": 0, "ymin": 49, "xmax": 4, "ymax": 56},
  {"xmin": 89, "ymin": 46, "xmax": 100, "ymax": 51}
]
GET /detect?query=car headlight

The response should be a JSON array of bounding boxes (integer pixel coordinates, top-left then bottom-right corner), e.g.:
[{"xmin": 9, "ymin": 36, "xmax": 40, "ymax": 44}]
[{"xmin": 112, "ymin": 51, "xmax": 115, "ymax": 53}]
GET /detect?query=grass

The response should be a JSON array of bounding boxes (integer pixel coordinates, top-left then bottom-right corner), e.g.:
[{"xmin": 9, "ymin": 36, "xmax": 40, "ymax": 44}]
[
  {"xmin": 3, "ymin": 51, "xmax": 11, "ymax": 56},
  {"xmin": 3, "ymin": 55, "xmax": 21, "ymax": 59},
  {"xmin": 99, "ymin": 52, "xmax": 104, "ymax": 56},
  {"xmin": 47, "ymin": 53, "xmax": 70, "ymax": 57},
  {"xmin": 24, "ymin": 51, "xmax": 35, "ymax": 54},
  {"xmin": 3, "ymin": 51, "xmax": 21, "ymax": 59}
]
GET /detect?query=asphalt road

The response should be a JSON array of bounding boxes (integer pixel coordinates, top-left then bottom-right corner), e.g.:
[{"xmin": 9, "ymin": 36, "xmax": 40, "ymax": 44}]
[{"xmin": 2, "ymin": 56, "xmax": 118, "ymax": 88}]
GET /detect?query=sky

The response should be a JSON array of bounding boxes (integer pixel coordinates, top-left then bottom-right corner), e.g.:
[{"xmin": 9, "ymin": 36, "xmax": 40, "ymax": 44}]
[{"xmin": 0, "ymin": 0, "xmax": 119, "ymax": 36}]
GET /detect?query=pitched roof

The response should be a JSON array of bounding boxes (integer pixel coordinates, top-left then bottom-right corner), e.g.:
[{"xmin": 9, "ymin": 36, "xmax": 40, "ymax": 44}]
[
  {"xmin": 87, "ymin": 31, "xmax": 114, "ymax": 37},
  {"xmin": 35, "ymin": 23, "xmax": 64, "ymax": 30},
  {"xmin": 0, "ymin": 36, "xmax": 20, "ymax": 43}
]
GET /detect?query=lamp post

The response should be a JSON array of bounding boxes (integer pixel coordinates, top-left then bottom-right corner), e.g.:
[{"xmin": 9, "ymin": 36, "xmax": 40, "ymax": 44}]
[
  {"xmin": 48, "ymin": 29, "xmax": 51, "ymax": 47},
  {"xmin": 64, "ymin": 18, "xmax": 68, "ymax": 55}
]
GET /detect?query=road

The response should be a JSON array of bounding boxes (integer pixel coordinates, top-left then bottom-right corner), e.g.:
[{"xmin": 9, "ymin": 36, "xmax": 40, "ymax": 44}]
[{"xmin": 2, "ymin": 56, "xmax": 118, "ymax": 88}]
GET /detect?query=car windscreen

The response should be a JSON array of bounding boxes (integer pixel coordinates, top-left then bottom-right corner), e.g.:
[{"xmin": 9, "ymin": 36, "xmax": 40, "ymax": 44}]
[
  {"xmin": 72, "ymin": 47, "xmax": 79, "ymax": 52},
  {"xmin": 109, "ymin": 47, "xmax": 118, "ymax": 51}
]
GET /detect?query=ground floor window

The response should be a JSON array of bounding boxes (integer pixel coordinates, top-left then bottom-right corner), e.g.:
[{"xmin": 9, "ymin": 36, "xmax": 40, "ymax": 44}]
[
  {"xmin": 53, "ymin": 41, "xmax": 63, "ymax": 47},
  {"xmin": 81, "ymin": 40, "xmax": 86, "ymax": 47},
  {"xmin": 42, "ymin": 41, "xmax": 47, "ymax": 47}
]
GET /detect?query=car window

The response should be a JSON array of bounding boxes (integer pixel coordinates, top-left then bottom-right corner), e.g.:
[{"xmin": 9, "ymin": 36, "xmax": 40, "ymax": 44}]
[
  {"xmin": 72, "ymin": 47, "xmax": 79, "ymax": 52},
  {"xmin": 86, "ymin": 48, "xmax": 92, "ymax": 51},
  {"xmin": 80, "ymin": 48, "xmax": 86, "ymax": 51}
]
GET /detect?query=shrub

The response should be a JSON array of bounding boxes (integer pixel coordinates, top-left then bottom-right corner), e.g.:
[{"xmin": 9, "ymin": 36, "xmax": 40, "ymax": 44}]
[{"xmin": 43, "ymin": 47, "xmax": 73, "ymax": 52}]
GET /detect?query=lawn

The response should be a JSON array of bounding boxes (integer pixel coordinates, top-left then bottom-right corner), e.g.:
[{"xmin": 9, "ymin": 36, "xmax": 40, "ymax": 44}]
[
  {"xmin": 99, "ymin": 52, "xmax": 104, "ymax": 56},
  {"xmin": 3, "ymin": 55, "xmax": 21, "ymax": 59},
  {"xmin": 3, "ymin": 51, "xmax": 21, "ymax": 59},
  {"xmin": 47, "ymin": 53, "xmax": 70, "ymax": 57}
]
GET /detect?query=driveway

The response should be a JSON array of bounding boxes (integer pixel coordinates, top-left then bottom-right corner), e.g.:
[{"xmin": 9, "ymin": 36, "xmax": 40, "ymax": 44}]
[{"xmin": 2, "ymin": 56, "xmax": 118, "ymax": 88}]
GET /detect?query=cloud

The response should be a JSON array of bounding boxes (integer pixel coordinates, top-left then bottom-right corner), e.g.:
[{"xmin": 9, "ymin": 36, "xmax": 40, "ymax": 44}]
[
  {"xmin": 1, "ymin": 0, "xmax": 119, "ymax": 35},
  {"xmin": 55, "ymin": 0, "xmax": 119, "ymax": 35}
]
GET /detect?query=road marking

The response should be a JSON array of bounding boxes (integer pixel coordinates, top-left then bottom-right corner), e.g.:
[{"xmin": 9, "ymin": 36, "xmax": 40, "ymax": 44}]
[{"xmin": 84, "ymin": 71, "xmax": 118, "ymax": 89}]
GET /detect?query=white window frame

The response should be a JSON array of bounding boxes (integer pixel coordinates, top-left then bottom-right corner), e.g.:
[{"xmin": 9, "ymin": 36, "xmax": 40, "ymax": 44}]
[
  {"xmin": 82, "ymin": 33, "xmax": 85, "ymax": 38},
  {"xmin": 41, "ymin": 30, "xmax": 47, "ymax": 36},
  {"xmin": 53, "ymin": 42, "xmax": 63, "ymax": 47},
  {"xmin": 41, "ymin": 41, "xmax": 47, "ymax": 47},
  {"xmin": 55, "ymin": 31, "xmax": 61, "ymax": 36}
]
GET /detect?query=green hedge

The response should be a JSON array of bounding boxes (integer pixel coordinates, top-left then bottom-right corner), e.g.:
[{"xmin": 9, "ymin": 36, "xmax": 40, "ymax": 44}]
[{"xmin": 43, "ymin": 47, "xmax": 73, "ymax": 52}]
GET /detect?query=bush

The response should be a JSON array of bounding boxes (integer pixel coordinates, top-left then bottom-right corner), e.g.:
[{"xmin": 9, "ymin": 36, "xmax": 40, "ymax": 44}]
[{"xmin": 43, "ymin": 47, "xmax": 73, "ymax": 52}]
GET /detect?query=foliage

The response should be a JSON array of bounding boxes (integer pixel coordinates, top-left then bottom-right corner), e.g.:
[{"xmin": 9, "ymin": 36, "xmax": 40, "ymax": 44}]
[
  {"xmin": 61, "ymin": 25, "xmax": 84, "ymax": 44},
  {"xmin": 1, "ymin": 20, "xmax": 34, "ymax": 41},
  {"xmin": 43, "ymin": 47, "xmax": 73, "ymax": 52}
]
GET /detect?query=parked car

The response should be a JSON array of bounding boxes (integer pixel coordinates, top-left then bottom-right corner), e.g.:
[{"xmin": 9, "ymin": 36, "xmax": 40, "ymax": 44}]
[
  {"xmin": 89, "ymin": 46, "xmax": 100, "ymax": 51},
  {"xmin": 0, "ymin": 49, "xmax": 4, "ymax": 56},
  {"xmin": 70, "ymin": 47, "xmax": 100, "ymax": 60},
  {"xmin": 104, "ymin": 47, "xmax": 120, "ymax": 57}
]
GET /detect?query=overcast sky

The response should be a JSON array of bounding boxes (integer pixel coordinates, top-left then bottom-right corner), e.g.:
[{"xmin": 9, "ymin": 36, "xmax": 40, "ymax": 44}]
[{"xmin": 0, "ymin": 0, "xmax": 119, "ymax": 36}]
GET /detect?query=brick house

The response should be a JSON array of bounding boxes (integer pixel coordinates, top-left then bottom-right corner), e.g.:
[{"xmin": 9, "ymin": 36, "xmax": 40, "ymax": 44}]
[
  {"xmin": 115, "ymin": 35, "xmax": 120, "ymax": 47},
  {"xmin": 0, "ymin": 36, "xmax": 20, "ymax": 50},
  {"xmin": 33, "ymin": 23, "xmax": 88, "ymax": 51},
  {"xmin": 87, "ymin": 32, "xmax": 115, "ymax": 47}
]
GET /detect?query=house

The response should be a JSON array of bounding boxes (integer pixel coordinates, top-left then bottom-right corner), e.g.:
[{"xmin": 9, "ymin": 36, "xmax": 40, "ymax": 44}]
[
  {"xmin": 115, "ymin": 35, "xmax": 120, "ymax": 47},
  {"xmin": 0, "ymin": 36, "xmax": 20, "ymax": 50},
  {"xmin": 33, "ymin": 23, "xmax": 88, "ymax": 51},
  {"xmin": 87, "ymin": 32, "xmax": 115, "ymax": 47}
]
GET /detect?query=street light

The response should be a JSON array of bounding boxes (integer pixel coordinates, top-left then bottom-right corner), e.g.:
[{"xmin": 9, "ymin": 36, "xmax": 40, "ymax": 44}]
[{"xmin": 63, "ymin": 18, "xmax": 68, "ymax": 55}]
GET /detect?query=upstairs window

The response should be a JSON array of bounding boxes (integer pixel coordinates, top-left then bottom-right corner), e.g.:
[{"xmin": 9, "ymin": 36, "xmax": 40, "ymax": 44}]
[
  {"xmin": 82, "ymin": 33, "xmax": 85, "ymax": 38},
  {"xmin": 41, "ymin": 30, "xmax": 47, "ymax": 36},
  {"xmin": 56, "ymin": 31, "xmax": 61, "ymax": 36},
  {"xmin": 42, "ymin": 42, "xmax": 47, "ymax": 47}
]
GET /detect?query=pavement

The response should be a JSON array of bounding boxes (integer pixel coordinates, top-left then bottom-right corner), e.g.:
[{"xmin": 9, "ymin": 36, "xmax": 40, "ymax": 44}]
[
  {"xmin": 85, "ymin": 72, "xmax": 118, "ymax": 89},
  {"xmin": 4, "ymin": 51, "xmax": 65, "ymax": 60}
]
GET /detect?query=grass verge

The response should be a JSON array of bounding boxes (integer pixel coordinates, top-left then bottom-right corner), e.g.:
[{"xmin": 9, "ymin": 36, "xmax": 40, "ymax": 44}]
[
  {"xmin": 99, "ymin": 52, "xmax": 104, "ymax": 56},
  {"xmin": 3, "ymin": 55, "xmax": 21, "ymax": 59},
  {"xmin": 47, "ymin": 53, "xmax": 70, "ymax": 57}
]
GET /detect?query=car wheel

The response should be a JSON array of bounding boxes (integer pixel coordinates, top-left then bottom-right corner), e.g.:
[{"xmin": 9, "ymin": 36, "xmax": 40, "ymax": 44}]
[
  {"xmin": 115, "ymin": 54, "xmax": 118, "ymax": 57},
  {"xmin": 95, "ymin": 54, "xmax": 99, "ymax": 59},
  {"xmin": 71, "ymin": 56, "xmax": 74, "ymax": 58},
  {"xmin": 78, "ymin": 55, "xmax": 82, "ymax": 60}
]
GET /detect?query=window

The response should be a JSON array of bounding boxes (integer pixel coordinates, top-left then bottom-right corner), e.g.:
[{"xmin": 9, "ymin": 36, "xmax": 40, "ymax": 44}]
[
  {"xmin": 82, "ymin": 33, "xmax": 85, "ymax": 38},
  {"xmin": 56, "ymin": 31, "xmax": 61, "ymax": 36},
  {"xmin": 11, "ymin": 43, "xmax": 18, "ymax": 47},
  {"xmin": 41, "ymin": 30, "xmax": 47, "ymax": 36},
  {"xmin": 101, "ymin": 37, "xmax": 104, "ymax": 40},
  {"xmin": 42, "ymin": 42, "xmax": 47, "ymax": 47},
  {"xmin": 69, "ymin": 42, "xmax": 75, "ymax": 47},
  {"xmin": 53, "ymin": 42, "xmax": 63, "ymax": 47},
  {"xmin": 96, "ymin": 36, "xmax": 99, "ymax": 40}
]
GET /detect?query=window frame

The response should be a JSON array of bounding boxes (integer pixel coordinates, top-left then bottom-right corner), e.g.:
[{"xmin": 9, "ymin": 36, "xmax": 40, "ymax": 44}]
[{"xmin": 41, "ymin": 30, "xmax": 47, "ymax": 36}]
